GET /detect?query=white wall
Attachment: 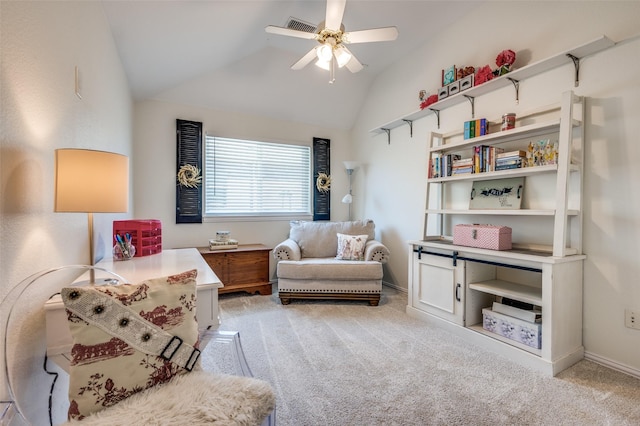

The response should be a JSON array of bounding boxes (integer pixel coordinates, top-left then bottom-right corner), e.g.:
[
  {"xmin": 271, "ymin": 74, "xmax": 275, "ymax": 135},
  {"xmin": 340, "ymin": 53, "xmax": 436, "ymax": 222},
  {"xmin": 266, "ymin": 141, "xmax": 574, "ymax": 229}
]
[
  {"xmin": 0, "ymin": 1, "xmax": 132, "ymax": 423},
  {"xmin": 133, "ymin": 100, "xmax": 351, "ymax": 279},
  {"xmin": 351, "ymin": 2, "xmax": 640, "ymax": 375}
]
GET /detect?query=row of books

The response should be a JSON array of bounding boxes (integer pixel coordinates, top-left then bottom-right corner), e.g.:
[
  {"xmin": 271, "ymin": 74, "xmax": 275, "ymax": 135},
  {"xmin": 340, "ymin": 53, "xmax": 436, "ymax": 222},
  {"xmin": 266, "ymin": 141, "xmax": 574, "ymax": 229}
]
[
  {"xmin": 430, "ymin": 148, "xmax": 529, "ymax": 177},
  {"xmin": 463, "ymin": 118, "xmax": 489, "ymax": 139},
  {"xmin": 429, "ymin": 154, "xmax": 461, "ymax": 178}
]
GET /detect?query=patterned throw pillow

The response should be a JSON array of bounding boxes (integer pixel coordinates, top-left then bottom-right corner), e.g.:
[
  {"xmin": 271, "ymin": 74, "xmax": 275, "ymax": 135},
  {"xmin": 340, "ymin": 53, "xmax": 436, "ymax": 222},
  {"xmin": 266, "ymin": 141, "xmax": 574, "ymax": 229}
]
[
  {"xmin": 335, "ymin": 233, "xmax": 368, "ymax": 260},
  {"xmin": 61, "ymin": 269, "xmax": 200, "ymax": 420}
]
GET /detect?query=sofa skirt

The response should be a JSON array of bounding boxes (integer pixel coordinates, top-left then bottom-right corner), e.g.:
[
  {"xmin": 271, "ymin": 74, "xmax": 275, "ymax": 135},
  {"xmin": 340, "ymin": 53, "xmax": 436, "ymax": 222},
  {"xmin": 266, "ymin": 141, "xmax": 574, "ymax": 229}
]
[{"xmin": 276, "ymin": 278, "xmax": 382, "ymax": 294}]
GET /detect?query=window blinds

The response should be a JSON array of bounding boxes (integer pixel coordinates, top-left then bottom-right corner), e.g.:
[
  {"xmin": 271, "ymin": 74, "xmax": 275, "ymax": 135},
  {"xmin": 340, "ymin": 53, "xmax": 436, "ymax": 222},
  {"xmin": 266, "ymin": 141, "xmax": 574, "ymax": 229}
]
[{"xmin": 204, "ymin": 136, "xmax": 311, "ymax": 216}]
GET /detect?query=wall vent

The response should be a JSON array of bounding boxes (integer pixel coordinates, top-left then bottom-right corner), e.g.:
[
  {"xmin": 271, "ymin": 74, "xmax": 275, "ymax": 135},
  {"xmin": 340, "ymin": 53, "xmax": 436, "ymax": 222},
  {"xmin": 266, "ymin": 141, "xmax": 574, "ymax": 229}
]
[{"xmin": 286, "ymin": 17, "xmax": 317, "ymax": 33}]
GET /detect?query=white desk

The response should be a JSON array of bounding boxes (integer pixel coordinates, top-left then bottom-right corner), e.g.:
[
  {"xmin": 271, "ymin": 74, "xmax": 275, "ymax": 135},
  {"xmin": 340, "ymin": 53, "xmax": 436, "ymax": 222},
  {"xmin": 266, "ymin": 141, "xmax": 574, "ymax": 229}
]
[{"xmin": 44, "ymin": 248, "xmax": 223, "ymax": 373}]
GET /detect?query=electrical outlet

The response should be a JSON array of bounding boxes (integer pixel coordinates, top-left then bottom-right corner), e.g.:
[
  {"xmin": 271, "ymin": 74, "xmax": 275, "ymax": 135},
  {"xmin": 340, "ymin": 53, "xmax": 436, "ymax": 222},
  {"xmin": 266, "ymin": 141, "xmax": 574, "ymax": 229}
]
[{"xmin": 625, "ymin": 309, "xmax": 639, "ymax": 330}]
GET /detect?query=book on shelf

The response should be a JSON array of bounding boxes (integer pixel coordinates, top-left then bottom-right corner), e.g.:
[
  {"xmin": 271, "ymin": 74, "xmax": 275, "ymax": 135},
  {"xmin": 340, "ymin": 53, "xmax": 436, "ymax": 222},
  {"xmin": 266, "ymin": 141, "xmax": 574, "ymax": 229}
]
[
  {"xmin": 492, "ymin": 301, "xmax": 542, "ymax": 323},
  {"xmin": 496, "ymin": 157, "xmax": 524, "ymax": 166},
  {"xmin": 495, "ymin": 163, "xmax": 523, "ymax": 171},
  {"xmin": 496, "ymin": 150, "xmax": 527, "ymax": 159}
]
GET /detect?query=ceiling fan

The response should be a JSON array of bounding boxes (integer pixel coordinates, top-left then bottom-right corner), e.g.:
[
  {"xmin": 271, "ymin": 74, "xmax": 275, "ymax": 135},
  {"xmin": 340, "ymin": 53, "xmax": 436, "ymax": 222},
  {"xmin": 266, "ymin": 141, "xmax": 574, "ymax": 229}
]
[{"xmin": 265, "ymin": 0, "xmax": 398, "ymax": 83}]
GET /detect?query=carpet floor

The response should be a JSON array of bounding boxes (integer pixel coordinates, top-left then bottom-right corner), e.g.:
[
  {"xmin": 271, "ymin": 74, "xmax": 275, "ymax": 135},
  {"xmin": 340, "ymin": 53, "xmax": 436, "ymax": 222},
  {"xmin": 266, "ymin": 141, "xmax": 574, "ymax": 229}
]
[{"xmin": 215, "ymin": 285, "xmax": 640, "ymax": 426}]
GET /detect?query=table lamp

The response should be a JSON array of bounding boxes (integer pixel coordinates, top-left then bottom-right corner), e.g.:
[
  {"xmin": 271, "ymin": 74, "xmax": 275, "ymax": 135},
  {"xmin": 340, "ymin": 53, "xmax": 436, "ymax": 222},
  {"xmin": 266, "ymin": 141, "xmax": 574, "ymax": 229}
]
[{"xmin": 54, "ymin": 149, "xmax": 129, "ymax": 283}]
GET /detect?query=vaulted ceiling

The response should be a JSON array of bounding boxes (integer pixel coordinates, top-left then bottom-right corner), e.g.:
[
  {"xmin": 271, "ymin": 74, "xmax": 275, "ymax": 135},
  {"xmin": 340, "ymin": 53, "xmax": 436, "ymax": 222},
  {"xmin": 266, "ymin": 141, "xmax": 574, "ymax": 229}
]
[{"xmin": 102, "ymin": 1, "xmax": 479, "ymax": 130}]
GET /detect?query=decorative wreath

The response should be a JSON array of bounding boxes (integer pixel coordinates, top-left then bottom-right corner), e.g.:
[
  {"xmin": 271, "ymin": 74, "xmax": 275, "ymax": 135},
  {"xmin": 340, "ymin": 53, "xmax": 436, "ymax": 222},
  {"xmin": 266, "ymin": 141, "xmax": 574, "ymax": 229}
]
[
  {"xmin": 177, "ymin": 164, "xmax": 202, "ymax": 188},
  {"xmin": 316, "ymin": 172, "xmax": 331, "ymax": 193}
]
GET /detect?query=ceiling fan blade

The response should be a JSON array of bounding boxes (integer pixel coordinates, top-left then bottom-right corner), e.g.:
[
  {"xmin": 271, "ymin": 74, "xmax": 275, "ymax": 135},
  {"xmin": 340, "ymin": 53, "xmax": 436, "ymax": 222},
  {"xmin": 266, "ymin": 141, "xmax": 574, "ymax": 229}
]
[
  {"xmin": 291, "ymin": 47, "xmax": 319, "ymax": 70},
  {"xmin": 265, "ymin": 25, "xmax": 317, "ymax": 40},
  {"xmin": 343, "ymin": 49, "xmax": 364, "ymax": 73},
  {"xmin": 325, "ymin": 0, "xmax": 346, "ymax": 30},
  {"xmin": 344, "ymin": 27, "xmax": 399, "ymax": 44}
]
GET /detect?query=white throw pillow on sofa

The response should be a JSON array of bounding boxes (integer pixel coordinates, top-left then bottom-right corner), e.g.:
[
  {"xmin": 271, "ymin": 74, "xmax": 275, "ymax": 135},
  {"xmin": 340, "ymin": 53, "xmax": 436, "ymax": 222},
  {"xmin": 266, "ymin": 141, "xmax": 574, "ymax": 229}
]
[{"xmin": 336, "ymin": 233, "xmax": 368, "ymax": 261}]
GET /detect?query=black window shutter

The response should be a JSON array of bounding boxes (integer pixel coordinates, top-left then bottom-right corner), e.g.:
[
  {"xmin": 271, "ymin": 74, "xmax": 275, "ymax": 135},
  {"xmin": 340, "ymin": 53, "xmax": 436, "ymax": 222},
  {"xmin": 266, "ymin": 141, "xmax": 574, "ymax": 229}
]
[
  {"xmin": 176, "ymin": 119, "xmax": 203, "ymax": 223},
  {"xmin": 313, "ymin": 137, "xmax": 330, "ymax": 221}
]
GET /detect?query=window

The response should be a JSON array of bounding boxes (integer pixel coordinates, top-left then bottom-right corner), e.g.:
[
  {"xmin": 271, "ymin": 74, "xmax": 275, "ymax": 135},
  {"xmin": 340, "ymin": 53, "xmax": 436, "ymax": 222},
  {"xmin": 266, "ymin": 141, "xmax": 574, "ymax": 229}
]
[{"xmin": 204, "ymin": 136, "xmax": 311, "ymax": 218}]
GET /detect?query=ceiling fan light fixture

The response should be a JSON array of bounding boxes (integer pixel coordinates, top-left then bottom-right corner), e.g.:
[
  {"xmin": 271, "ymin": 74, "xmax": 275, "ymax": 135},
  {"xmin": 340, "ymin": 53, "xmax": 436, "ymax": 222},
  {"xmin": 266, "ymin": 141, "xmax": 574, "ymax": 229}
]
[
  {"xmin": 334, "ymin": 46, "xmax": 352, "ymax": 68},
  {"xmin": 317, "ymin": 44, "xmax": 333, "ymax": 62},
  {"xmin": 315, "ymin": 58, "xmax": 331, "ymax": 71}
]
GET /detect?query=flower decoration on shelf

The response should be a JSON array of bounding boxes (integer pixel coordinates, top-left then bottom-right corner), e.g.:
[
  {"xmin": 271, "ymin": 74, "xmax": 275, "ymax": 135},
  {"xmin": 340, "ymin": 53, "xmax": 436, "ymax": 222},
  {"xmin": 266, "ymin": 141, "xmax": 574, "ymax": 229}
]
[
  {"xmin": 474, "ymin": 65, "xmax": 495, "ymax": 86},
  {"xmin": 457, "ymin": 66, "xmax": 475, "ymax": 80},
  {"xmin": 495, "ymin": 49, "xmax": 516, "ymax": 76},
  {"xmin": 496, "ymin": 49, "xmax": 516, "ymax": 67},
  {"xmin": 419, "ymin": 94, "xmax": 439, "ymax": 110}
]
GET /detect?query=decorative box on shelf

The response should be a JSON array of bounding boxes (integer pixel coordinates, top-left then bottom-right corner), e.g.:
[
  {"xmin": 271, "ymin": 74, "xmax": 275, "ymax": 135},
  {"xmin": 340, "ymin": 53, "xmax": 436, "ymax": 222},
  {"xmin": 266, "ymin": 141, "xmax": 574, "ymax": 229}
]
[
  {"xmin": 453, "ymin": 224, "xmax": 512, "ymax": 250},
  {"xmin": 113, "ymin": 219, "xmax": 162, "ymax": 257},
  {"xmin": 482, "ymin": 308, "xmax": 542, "ymax": 349}
]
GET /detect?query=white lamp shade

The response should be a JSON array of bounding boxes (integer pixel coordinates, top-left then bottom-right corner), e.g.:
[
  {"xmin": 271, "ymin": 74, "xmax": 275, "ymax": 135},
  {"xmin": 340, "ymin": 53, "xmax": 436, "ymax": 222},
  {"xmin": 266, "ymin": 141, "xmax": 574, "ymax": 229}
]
[
  {"xmin": 315, "ymin": 58, "xmax": 331, "ymax": 71},
  {"xmin": 343, "ymin": 161, "xmax": 359, "ymax": 171},
  {"xmin": 317, "ymin": 44, "xmax": 333, "ymax": 61},
  {"xmin": 54, "ymin": 149, "xmax": 129, "ymax": 213},
  {"xmin": 334, "ymin": 47, "xmax": 352, "ymax": 68},
  {"xmin": 341, "ymin": 193, "xmax": 353, "ymax": 204}
]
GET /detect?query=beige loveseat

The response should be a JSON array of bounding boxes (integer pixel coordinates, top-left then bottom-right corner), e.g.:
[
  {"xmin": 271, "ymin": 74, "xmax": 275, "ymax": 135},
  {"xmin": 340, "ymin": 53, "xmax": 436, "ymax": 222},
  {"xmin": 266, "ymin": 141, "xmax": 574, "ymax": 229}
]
[{"xmin": 273, "ymin": 219, "xmax": 390, "ymax": 306}]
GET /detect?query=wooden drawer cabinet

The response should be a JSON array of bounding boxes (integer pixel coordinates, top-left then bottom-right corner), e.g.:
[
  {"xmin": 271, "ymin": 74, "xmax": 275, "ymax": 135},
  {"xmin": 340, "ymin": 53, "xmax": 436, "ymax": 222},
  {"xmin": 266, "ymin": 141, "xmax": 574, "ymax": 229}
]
[{"xmin": 198, "ymin": 244, "xmax": 272, "ymax": 295}]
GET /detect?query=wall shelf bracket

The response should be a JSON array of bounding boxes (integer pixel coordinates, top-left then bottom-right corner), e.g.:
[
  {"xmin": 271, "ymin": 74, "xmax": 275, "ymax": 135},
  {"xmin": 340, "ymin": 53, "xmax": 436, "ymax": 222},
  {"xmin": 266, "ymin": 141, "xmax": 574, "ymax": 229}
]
[
  {"xmin": 429, "ymin": 108, "xmax": 441, "ymax": 128},
  {"xmin": 507, "ymin": 77, "xmax": 520, "ymax": 104},
  {"xmin": 402, "ymin": 119, "xmax": 414, "ymax": 137},
  {"xmin": 381, "ymin": 128, "xmax": 391, "ymax": 144},
  {"xmin": 566, "ymin": 53, "xmax": 580, "ymax": 87},
  {"xmin": 463, "ymin": 95, "xmax": 475, "ymax": 118}
]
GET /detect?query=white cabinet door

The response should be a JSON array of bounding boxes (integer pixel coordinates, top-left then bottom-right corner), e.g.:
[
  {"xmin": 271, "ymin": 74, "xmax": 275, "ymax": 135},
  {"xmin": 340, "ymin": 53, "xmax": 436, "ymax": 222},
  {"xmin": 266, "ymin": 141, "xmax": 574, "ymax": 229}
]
[{"xmin": 411, "ymin": 252, "xmax": 465, "ymax": 325}]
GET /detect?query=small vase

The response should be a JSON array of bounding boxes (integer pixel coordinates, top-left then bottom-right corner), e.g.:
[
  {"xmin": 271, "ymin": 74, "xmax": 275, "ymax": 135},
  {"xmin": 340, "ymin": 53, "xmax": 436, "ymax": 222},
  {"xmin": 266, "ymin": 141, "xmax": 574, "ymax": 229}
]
[{"xmin": 113, "ymin": 243, "xmax": 136, "ymax": 260}]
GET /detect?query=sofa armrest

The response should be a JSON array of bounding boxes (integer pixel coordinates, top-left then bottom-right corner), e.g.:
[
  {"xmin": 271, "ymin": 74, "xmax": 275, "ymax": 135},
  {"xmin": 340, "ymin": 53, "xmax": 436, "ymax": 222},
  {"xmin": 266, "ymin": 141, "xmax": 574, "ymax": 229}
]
[
  {"xmin": 273, "ymin": 239, "xmax": 301, "ymax": 261},
  {"xmin": 365, "ymin": 240, "xmax": 390, "ymax": 264}
]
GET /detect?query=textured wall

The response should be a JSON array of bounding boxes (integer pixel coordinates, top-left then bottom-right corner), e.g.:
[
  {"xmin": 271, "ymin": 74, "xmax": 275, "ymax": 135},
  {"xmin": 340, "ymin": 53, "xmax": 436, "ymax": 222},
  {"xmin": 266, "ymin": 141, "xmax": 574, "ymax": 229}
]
[{"xmin": 0, "ymin": 1, "xmax": 132, "ymax": 423}]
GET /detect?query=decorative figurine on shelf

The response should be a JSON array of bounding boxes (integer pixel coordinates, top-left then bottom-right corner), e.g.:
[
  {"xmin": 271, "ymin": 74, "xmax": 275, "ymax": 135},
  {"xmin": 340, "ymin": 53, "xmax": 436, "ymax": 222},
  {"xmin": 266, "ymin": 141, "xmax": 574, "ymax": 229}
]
[
  {"xmin": 526, "ymin": 142, "xmax": 535, "ymax": 168},
  {"xmin": 420, "ymin": 94, "xmax": 439, "ymax": 110}
]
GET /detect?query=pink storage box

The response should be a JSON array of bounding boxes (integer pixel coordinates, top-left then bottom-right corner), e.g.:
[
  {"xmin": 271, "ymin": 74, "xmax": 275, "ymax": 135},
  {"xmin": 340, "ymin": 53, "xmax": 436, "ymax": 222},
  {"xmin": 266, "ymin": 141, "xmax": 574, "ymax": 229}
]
[{"xmin": 453, "ymin": 224, "xmax": 512, "ymax": 250}]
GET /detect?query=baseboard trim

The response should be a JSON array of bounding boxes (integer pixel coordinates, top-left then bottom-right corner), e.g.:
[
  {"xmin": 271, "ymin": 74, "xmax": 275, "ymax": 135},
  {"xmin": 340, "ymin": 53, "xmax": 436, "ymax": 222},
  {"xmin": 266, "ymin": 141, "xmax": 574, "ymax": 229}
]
[
  {"xmin": 584, "ymin": 351, "xmax": 640, "ymax": 379},
  {"xmin": 382, "ymin": 281, "xmax": 407, "ymax": 293}
]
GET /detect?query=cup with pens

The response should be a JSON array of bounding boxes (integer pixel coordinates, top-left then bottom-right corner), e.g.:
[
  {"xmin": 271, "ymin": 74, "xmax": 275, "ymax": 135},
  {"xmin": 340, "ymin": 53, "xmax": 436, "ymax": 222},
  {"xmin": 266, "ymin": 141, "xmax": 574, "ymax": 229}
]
[{"xmin": 113, "ymin": 233, "xmax": 136, "ymax": 260}]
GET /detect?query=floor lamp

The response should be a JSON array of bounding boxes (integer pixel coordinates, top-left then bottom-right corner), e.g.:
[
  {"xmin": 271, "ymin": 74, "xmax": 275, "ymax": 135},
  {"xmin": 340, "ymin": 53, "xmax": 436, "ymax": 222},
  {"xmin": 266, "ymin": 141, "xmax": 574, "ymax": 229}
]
[
  {"xmin": 341, "ymin": 161, "xmax": 359, "ymax": 221},
  {"xmin": 54, "ymin": 149, "xmax": 129, "ymax": 283}
]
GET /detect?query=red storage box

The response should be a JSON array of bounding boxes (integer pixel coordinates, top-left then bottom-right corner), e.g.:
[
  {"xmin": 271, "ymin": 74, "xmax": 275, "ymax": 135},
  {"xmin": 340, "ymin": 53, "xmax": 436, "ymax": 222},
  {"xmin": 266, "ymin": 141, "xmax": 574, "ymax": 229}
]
[
  {"xmin": 113, "ymin": 219, "xmax": 162, "ymax": 257},
  {"xmin": 453, "ymin": 224, "xmax": 512, "ymax": 250}
]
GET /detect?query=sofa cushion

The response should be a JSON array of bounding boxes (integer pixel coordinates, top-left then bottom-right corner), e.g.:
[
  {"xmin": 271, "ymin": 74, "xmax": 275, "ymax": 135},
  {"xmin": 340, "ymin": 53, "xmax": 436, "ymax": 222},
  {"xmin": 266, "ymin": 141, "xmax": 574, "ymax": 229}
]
[
  {"xmin": 277, "ymin": 258, "xmax": 383, "ymax": 281},
  {"xmin": 289, "ymin": 220, "xmax": 375, "ymax": 258}
]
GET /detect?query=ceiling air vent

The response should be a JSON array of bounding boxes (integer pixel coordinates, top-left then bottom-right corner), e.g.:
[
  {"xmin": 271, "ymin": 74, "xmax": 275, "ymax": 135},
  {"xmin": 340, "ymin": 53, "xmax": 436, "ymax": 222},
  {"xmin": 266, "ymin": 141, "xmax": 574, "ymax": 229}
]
[{"xmin": 285, "ymin": 17, "xmax": 317, "ymax": 33}]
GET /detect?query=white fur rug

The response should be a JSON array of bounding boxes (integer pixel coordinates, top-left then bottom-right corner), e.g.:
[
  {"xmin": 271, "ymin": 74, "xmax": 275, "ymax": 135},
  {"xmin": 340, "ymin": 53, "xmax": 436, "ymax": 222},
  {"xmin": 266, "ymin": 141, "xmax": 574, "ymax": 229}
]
[{"xmin": 62, "ymin": 370, "xmax": 275, "ymax": 426}]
